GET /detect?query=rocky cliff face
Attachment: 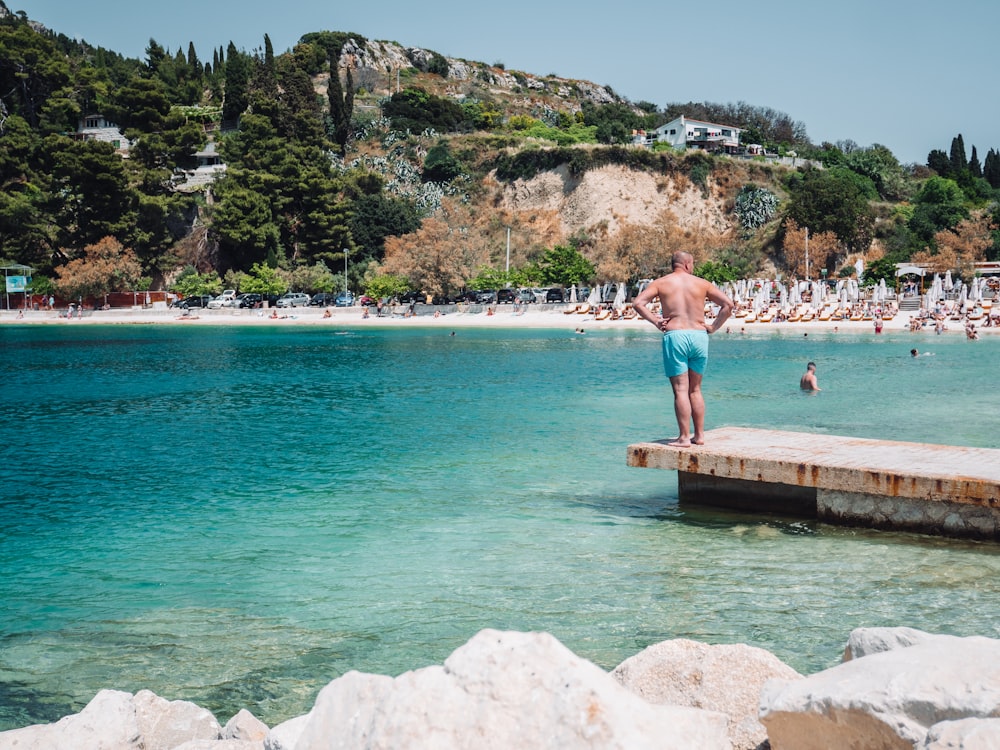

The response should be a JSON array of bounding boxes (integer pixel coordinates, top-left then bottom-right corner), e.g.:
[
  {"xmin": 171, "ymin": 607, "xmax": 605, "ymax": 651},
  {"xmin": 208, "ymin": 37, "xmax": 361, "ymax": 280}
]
[
  {"xmin": 339, "ymin": 37, "xmax": 620, "ymax": 107},
  {"xmin": 493, "ymin": 164, "xmax": 734, "ymax": 239}
]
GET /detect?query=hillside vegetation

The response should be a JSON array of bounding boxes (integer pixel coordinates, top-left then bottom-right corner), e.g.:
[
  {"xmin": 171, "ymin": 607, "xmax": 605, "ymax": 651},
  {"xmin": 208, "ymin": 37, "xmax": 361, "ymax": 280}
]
[{"xmin": 2, "ymin": 1, "xmax": 999, "ymax": 303}]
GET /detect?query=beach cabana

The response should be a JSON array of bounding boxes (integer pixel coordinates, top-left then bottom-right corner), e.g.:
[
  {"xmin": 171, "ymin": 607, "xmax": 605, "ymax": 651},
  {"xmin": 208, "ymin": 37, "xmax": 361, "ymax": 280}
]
[{"xmin": 895, "ymin": 265, "xmax": 925, "ymax": 296}]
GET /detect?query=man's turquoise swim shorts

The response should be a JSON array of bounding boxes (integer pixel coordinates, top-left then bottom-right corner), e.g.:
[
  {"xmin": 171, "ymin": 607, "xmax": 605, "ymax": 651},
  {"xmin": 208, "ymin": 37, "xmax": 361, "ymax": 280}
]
[{"xmin": 661, "ymin": 329, "xmax": 709, "ymax": 378}]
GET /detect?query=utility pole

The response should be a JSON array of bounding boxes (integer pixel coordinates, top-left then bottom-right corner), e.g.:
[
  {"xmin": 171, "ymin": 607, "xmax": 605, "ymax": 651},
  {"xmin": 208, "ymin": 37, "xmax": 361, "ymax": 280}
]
[
  {"xmin": 505, "ymin": 227, "xmax": 511, "ymax": 276},
  {"xmin": 804, "ymin": 227, "xmax": 810, "ymax": 280},
  {"xmin": 343, "ymin": 248, "xmax": 349, "ymax": 295}
]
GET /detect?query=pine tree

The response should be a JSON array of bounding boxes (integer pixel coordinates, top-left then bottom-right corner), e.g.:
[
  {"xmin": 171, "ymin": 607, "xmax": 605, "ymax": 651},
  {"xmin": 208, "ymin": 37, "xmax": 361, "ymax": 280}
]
[
  {"xmin": 927, "ymin": 149, "xmax": 950, "ymax": 176},
  {"xmin": 145, "ymin": 38, "xmax": 166, "ymax": 74},
  {"xmin": 222, "ymin": 41, "xmax": 249, "ymax": 125},
  {"xmin": 984, "ymin": 149, "xmax": 1000, "ymax": 189},
  {"xmin": 256, "ymin": 34, "xmax": 278, "ymax": 98},
  {"xmin": 327, "ymin": 49, "xmax": 353, "ymax": 154},
  {"xmin": 949, "ymin": 134, "xmax": 967, "ymax": 174},
  {"xmin": 969, "ymin": 145, "xmax": 982, "ymax": 177}
]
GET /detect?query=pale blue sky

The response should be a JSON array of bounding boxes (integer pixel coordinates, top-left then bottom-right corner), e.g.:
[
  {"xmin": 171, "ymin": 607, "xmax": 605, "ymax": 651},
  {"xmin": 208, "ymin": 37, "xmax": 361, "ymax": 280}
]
[{"xmin": 13, "ymin": 0, "xmax": 999, "ymax": 164}]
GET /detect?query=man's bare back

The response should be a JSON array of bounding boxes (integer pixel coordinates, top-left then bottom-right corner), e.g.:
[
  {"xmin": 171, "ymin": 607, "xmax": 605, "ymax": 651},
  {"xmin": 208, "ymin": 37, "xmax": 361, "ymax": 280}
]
[
  {"xmin": 633, "ymin": 252, "xmax": 734, "ymax": 447},
  {"xmin": 633, "ymin": 254, "xmax": 733, "ymax": 334}
]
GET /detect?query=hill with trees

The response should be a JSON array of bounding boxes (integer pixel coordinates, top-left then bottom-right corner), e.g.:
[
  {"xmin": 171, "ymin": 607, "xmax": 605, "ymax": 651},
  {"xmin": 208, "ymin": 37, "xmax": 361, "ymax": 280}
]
[{"xmin": 1, "ymin": 0, "xmax": 998, "ymax": 304}]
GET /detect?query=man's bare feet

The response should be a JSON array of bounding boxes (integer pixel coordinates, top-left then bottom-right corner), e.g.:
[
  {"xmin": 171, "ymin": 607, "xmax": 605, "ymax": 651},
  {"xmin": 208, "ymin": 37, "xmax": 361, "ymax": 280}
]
[
  {"xmin": 666, "ymin": 437, "xmax": 693, "ymax": 448},
  {"xmin": 692, "ymin": 435, "xmax": 705, "ymax": 445}
]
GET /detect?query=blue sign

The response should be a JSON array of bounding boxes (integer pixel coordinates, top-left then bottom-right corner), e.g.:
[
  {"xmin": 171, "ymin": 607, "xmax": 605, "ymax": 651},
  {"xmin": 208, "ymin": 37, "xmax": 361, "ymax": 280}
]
[{"xmin": 5, "ymin": 276, "xmax": 27, "ymax": 292}]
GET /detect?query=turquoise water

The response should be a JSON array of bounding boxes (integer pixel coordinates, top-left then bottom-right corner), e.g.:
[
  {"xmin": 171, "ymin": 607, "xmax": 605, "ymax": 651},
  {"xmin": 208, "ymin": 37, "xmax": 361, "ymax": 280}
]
[{"xmin": 1, "ymin": 324, "xmax": 998, "ymax": 729}]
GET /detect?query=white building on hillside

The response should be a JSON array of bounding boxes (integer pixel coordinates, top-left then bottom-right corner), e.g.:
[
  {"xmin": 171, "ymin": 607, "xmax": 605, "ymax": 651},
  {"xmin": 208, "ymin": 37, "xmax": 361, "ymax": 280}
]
[
  {"xmin": 74, "ymin": 114, "xmax": 131, "ymax": 154},
  {"xmin": 633, "ymin": 115, "xmax": 742, "ymax": 154}
]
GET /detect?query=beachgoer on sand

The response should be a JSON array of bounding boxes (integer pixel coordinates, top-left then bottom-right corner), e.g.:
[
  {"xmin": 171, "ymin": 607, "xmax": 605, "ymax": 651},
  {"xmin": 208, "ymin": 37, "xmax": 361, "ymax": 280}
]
[{"xmin": 633, "ymin": 251, "xmax": 734, "ymax": 447}]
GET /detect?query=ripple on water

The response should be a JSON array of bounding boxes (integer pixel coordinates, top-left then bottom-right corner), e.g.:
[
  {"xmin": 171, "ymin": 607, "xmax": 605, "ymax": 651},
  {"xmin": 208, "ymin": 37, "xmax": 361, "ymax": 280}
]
[{"xmin": 1, "ymin": 325, "xmax": 998, "ymax": 729}]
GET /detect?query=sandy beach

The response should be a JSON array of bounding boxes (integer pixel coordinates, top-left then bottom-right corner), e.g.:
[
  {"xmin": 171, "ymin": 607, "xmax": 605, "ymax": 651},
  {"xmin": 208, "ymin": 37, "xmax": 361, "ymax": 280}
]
[{"xmin": 2, "ymin": 303, "xmax": 997, "ymax": 335}]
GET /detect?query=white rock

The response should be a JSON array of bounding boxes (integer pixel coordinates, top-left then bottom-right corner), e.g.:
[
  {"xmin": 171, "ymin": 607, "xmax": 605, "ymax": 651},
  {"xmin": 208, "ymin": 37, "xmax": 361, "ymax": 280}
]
[
  {"xmin": 612, "ymin": 638, "xmax": 801, "ymax": 750},
  {"xmin": 294, "ymin": 629, "xmax": 731, "ymax": 749},
  {"xmin": 132, "ymin": 689, "xmax": 221, "ymax": 750},
  {"xmin": 263, "ymin": 714, "xmax": 310, "ymax": 750},
  {"xmin": 921, "ymin": 718, "xmax": 1000, "ymax": 749},
  {"xmin": 223, "ymin": 709, "xmax": 268, "ymax": 742},
  {"xmin": 843, "ymin": 626, "xmax": 945, "ymax": 661},
  {"xmin": 0, "ymin": 689, "xmax": 223, "ymax": 750},
  {"xmin": 761, "ymin": 636, "xmax": 1000, "ymax": 750},
  {"xmin": 0, "ymin": 689, "xmax": 140, "ymax": 750},
  {"xmin": 172, "ymin": 741, "xmax": 261, "ymax": 750}
]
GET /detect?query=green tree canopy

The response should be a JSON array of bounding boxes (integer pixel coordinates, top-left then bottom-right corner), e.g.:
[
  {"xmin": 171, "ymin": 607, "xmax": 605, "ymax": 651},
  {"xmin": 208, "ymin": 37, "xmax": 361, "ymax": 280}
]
[
  {"xmin": 908, "ymin": 176, "xmax": 969, "ymax": 246},
  {"xmin": 422, "ymin": 142, "xmax": 463, "ymax": 183},
  {"xmin": 536, "ymin": 244, "xmax": 595, "ymax": 286},
  {"xmin": 784, "ymin": 166, "xmax": 875, "ymax": 254},
  {"xmin": 365, "ymin": 273, "xmax": 409, "ymax": 301},
  {"xmin": 348, "ymin": 194, "xmax": 421, "ymax": 260},
  {"xmin": 382, "ymin": 87, "xmax": 468, "ymax": 133},
  {"xmin": 241, "ymin": 261, "xmax": 288, "ymax": 295}
]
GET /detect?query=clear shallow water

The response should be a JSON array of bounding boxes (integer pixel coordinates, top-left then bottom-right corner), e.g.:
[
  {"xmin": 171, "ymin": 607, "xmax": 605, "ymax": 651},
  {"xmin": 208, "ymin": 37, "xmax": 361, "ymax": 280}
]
[{"xmin": 1, "ymin": 324, "xmax": 998, "ymax": 729}]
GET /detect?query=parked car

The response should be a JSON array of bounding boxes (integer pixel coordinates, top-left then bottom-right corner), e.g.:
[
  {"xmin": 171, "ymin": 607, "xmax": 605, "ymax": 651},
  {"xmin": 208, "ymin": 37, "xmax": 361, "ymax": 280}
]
[
  {"xmin": 517, "ymin": 289, "xmax": 537, "ymax": 304},
  {"xmin": 545, "ymin": 288, "xmax": 565, "ymax": 303},
  {"xmin": 309, "ymin": 292, "xmax": 337, "ymax": 307},
  {"xmin": 358, "ymin": 295, "xmax": 376, "ymax": 306},
  {"xmin": 170, "ymin": 295, "xmax": 212, "ymax": 309},
  {"xmin": 237, "ymin": 293, "xmax": 262, "ymax": 308},
  {"xmin": 276, "ymin": 292, "xmax": 311, "ymax": 308},
  {"xmin": 496, "ymin": 288, "xmax": 518, "ymax": 304},
  {"xmin": 475, "ymin": 290, "xmax": 497, "ymax": 304},
  {"xmin": 335, "ymin": 291, "xmax": 355, "ymax": 307},
  {"xmin": 453, "ymin": 291, "xmax": 478, "ymax": 304},
  {"xmin": 399, "ymin": 290, "xmax": 424, "ymax": 304},
  {"xmin": 207, "ymin": 289, "xmax": 237, "ymax": 309}
]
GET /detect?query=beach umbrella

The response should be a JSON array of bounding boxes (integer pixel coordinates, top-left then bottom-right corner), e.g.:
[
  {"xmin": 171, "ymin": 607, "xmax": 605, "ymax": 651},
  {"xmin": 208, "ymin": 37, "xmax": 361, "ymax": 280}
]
[
  {"xmin": 811, "ymin": 280, "xmax": 824, "ymax": 309},
  {"xmin": 587, "ymin": 286, "xmax": 601, "ymax": 307},
  {"xmin": 855, "ymin": 258, "xmax": 865, "ymax": 278},
  {"xmin": 753, "ymin": 286, "xmax": 768, "ymax": 313},
  {"xmin": 570, "ymin": 284, "xmax": 577, "ymax": 303},
  {"xmin": 731, "ymin": 282, "xmax": 743, "ymax": 305},
  {"xmin": 944, "ymin": 270, "xmax": 953, "ymax": 291},
  {"xmin": 613, "ymin": 282, "xmax": 626, "ymax": 310},
  {"xmin": 789, "ymin": 283, "xmax": 801, "ymax": 306}
]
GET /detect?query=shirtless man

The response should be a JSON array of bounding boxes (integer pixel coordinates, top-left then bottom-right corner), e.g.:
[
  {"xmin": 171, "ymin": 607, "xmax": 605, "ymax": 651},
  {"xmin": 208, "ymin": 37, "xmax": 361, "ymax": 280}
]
[
  {"xmin": 800, "ymin": 362, "xmax": 820, "ymax": 391},
  {"xmin": 633, "ymin": 251, "xmax": 734, "ymax": 447}
]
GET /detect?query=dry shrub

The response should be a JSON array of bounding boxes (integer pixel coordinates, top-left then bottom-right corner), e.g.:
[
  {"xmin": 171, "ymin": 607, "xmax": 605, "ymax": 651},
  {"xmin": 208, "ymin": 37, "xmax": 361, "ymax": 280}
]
[
  {"xmin": 783, "ymin": 219, "xmax": 841, "ymax": 278},
  {"xmin": 382, "ymin": 200, "xmax": 491, "ymax": 296},
  {"xmin": 172, "ymin": 226, "xmax": 215, "ymax": 272},
  {"xmin": 592, "ymin": 211, "xmax": 719, "ymax": 280}
]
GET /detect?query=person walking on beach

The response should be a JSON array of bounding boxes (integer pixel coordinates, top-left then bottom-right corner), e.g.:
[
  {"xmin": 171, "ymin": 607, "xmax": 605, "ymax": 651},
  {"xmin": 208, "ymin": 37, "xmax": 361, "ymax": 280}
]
[
  {"xmin": 800, "ymin": 362, "xmax": 820, "ymax": 391},
  {"xmin": 633, "ymin": 251, "xmax": 733, "ymax": 447}
]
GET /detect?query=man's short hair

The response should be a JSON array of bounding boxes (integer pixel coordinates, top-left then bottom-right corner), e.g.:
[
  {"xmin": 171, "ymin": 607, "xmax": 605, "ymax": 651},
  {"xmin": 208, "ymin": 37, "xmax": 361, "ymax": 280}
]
[
  {"xmin": 671, "ymin": 251, "xmax": 692, "ymax": 269},
  {"xmin": 807, "ymin": 361, "xmax": 816, "ymax": 369}
]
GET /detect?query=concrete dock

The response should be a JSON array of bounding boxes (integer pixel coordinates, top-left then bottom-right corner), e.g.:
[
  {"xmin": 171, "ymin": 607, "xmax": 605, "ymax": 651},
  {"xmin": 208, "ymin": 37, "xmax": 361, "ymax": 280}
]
[{"xmin": 627, "ymin": 427, "xmax": 1000, "ymax": 540}]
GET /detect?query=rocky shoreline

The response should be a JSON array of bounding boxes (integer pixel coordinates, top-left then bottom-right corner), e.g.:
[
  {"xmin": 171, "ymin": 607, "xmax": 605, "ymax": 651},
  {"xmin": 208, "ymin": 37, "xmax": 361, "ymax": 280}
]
[{"xmin": 1, "ymin": 626, "xmax": 997, "ymax": 750}]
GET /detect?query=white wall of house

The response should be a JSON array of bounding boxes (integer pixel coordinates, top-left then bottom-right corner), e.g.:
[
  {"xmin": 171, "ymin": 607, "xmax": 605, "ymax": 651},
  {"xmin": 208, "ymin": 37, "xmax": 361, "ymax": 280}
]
[
  {"xmin": 76, "ymin": 114, "xmax": 130, "ymax": 153},
  {"xmin": 651, "ymin": 115, "xmax": 742, "ymax": 152}
]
